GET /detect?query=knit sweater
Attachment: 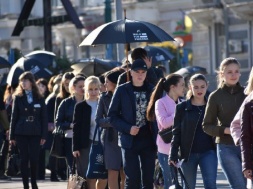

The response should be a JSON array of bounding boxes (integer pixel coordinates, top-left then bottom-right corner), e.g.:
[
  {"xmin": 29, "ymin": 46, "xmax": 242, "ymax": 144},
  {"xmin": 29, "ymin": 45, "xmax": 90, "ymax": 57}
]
[{"xmin": 202, "ymin": 83, "xmax": 246, "ymax": 145}]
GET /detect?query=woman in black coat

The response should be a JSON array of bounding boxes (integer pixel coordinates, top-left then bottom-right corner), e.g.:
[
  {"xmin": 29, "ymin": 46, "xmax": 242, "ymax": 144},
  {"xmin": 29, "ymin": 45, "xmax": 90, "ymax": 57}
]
[
  {"xmin": 9, "ymin": 72, "xmax": 48, "ymax": 189},
  {"xmin": 72, "ymin": 76, "xmax": 107, "ymax": 189}
]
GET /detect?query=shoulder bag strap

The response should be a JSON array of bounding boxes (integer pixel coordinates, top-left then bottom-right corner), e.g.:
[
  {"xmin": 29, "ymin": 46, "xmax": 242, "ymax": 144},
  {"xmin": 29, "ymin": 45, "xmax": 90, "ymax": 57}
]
[{"xmin": 178, "ymin": 167, "xmax": 191, "ymax": 189}]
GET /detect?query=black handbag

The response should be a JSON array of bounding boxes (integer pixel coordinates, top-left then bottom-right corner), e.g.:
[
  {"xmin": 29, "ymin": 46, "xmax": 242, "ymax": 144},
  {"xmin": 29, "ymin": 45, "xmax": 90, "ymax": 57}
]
[
  {"xmin": 6, "ymin": 145, "xmax": 21, "ymax": 176},
  {"xmin": 50, "ymin": 127, "xmax": 65, "ymax": 158},
  {"xmin": 86, "ymin": 125, "xmax": 107, "ymax": 179},
  {"xmin": 158, "ymin": 127, "xmax": 173, "ymax": 144}
]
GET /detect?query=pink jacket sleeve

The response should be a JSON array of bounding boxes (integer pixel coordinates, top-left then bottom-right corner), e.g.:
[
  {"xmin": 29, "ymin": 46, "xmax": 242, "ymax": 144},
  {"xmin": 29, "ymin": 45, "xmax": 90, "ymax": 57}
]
[
  {"xmin": 231, "ymin": 93, "xmax": 253, "ymax": 145},
  {"xmin": 155, "ymin": 99, "xmax": 174, "ymax": 130}
]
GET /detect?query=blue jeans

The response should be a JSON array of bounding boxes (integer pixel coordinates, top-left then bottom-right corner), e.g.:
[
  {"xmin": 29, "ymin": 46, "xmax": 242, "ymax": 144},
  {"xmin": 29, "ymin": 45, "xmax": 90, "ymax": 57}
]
[
  {"xmin": 181, "ymin": 150, "xmax": 217, "ymax": 189},
  {"xmin": 217, "ymin": 144, "xmax": 246, "ymax": 189},
  {"xmin": 157, "ymin": 152, "xmax": 173, "ymax": 189}
]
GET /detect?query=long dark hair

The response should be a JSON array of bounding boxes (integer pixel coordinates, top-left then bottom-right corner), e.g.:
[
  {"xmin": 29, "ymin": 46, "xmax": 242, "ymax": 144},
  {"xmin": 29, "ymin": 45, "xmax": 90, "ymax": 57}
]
[
  {"xmin": 14, "ymin": 71, "xmax": 43, "ymax": 99},
  {"xmin": 36, "ymin": 78, "xmax": 49, "ymax": 98},
  {"xmin": 146, "ymin": 74, "xmax": 183, "ymax": 121},
  {"xmin": 186, "ymin": 74, "xmax": 208, "ymax": 99},
  {"xmin": 57, "ymin": 72, "xmax": 74, "ymax": 99}
]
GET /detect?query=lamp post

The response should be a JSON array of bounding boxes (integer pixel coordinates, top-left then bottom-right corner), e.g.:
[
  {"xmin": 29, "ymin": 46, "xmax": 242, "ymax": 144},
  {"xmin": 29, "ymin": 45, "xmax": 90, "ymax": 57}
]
[
  {"xmin": 105, "ymin": 0, "xmax": 113, "ymax": 59},
  {"xmin": 174, "ymin": 37, "xmax": 184, "ymax": 68}
]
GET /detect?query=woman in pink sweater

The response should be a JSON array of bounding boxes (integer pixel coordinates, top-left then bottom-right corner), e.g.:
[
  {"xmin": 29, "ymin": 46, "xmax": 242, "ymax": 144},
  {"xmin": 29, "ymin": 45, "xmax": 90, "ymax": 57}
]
[
  {"xmin": 231, "ymin": 68, "xmax": 253, "ymax": 145},
  {"xmin": 147, "ymin": 74, "xmax": 185, "ymax": 189}
]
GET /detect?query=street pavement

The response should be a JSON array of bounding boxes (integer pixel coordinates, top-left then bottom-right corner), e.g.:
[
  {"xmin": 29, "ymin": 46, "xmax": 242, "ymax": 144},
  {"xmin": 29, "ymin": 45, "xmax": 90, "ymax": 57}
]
[{"xmin": 0, "ymin": 165, "xmax": 230, "ymax": 189}]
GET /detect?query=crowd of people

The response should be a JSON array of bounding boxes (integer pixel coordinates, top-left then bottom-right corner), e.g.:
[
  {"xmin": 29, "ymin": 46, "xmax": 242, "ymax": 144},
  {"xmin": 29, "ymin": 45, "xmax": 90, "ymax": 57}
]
[{"xmin": 0, "ymin": 47, "xmax": 253, "ymax": 189}]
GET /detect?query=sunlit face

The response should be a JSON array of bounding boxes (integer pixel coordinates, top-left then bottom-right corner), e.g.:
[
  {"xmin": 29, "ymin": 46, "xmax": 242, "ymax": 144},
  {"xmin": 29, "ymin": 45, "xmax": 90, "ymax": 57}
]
[
  {"xmin": 105, "ymin": 78, "xmax": 116, "ymax": 92},
  {"xmin": 100, "ymin": 83, "xmax": 106, "ymax": 93},
  {"xmin": 221, "ymin": 63, "xmax": 240, "ymax": 86},
  {"xmin": 37, "ymin": 83, "xmax": 47, "ymax": 95},
  {"xmin": 189, "ymin": 79, "xmax": 207, "ymax": 99},
  {"xmin": 86, "ymin": 83, "xmax": 100, "ymax": 100},
  {"xmin": 20, "ymin": 79, "xmax": 32, "ymax": 91},
  {"xmin": 63, "ymin": 79, "xmax": 70, "ymax": 93},
  {"xmin": 171, "ymin": 78, "xmax": 185, "ymax": 98},
  {"xmin": 74, "ymin": 80, "xmax": 84, "ymax": 97},
  {"xmin": 130, "ymin": 69, "xmax": 147, "ymax": 86}
]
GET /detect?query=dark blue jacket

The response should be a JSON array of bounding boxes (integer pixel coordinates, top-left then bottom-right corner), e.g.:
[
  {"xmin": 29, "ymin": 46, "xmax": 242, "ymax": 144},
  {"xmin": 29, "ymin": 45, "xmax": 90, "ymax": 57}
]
[
  {"xmin": 108, "ymin": 82, "xmax": 157, "ymax": 149},
  {"xmin": 55, "ymin": 96, "xmax": 76, "ymax": 130},
  {"xmin": 9, "ymin": 95, "xmax": 48, "ymax": 140}
]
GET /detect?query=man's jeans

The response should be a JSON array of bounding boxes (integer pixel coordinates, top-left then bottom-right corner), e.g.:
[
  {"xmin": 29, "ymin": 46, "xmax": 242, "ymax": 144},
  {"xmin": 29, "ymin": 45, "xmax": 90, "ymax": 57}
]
[
  {"xmin": 217, "ymin": 144, "xmax": 246, "ymax": 189},
  {"xmin": 157, "ymin": 152, "xmax": 173, "ymax": 189},
  {"xmin": 181, "ymin": 150, "xmax": 217, "ymax": 189}
]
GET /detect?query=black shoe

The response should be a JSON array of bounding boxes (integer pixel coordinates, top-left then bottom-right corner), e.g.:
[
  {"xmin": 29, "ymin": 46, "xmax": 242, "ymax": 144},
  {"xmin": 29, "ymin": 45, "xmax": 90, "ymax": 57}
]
[
  {"xmin": 50, "ymin": 176, "xmax": 60, "ymax": 182},
  {"xmin": 31, "ymin": 183, "xmax": 38, "ymax": 189},
  {"xmin": 0, "ymin": 174, "xmax": 11, "ymax": 180},
  {"xmin": 59, "ymin": 173, "xmax": 67, "ymax": 180}
]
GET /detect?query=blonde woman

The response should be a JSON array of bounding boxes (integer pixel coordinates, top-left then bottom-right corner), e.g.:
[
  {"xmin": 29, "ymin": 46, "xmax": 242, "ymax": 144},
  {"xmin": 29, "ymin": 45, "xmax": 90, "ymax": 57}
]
[
  {"xmin": 203, "ymin": 57, "xmax": 246, "ymax": 188},
  {"xmin": 55, "ymin": 76, "xmax": 85, "ymax": 176},
  {"xmin": 72, "ymin": 76, "xmax": 107, "ymax": 189}
]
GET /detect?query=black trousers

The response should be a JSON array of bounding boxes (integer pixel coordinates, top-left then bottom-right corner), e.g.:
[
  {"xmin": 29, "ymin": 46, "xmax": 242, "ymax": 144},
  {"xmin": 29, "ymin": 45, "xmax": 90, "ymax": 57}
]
[
  {"xmin": 0, "ymin": 134, "xmax": 9, "ymax": 173},
  {"xmin": 16, "ymin": 135, "xmax": 41, "ymax": 188},
  {"xmin": 121, "ymin": 135, "xmax": 156, "ymax": 189}
]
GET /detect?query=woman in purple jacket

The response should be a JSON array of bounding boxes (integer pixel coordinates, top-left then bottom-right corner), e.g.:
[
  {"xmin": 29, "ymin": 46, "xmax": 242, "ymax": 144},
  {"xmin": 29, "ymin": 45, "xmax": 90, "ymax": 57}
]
[{"xmin": 146, "ymin": 74, "xmax": 185, "ymax": 189}]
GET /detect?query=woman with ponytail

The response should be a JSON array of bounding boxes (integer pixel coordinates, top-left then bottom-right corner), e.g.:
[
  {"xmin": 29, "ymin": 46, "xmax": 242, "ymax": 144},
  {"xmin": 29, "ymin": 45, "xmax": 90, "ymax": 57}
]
[{"xmin": 147, "ymin": 74, "xmax": 185, "ymax": 189}]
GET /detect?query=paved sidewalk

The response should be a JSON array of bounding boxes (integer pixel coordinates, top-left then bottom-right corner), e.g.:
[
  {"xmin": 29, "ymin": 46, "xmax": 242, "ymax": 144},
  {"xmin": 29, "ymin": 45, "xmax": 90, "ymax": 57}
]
[{"xmin": 0, "ymin": 166, "xmax": 230, "ymax": 189}]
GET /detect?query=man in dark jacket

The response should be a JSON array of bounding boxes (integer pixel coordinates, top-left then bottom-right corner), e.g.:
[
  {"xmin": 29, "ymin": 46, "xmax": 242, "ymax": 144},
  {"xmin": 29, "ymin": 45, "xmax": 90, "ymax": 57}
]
[
  {"xmin": 117, "ymin": 47, "xmax": 163, "ymax": 86},
  {"xmin": 108, "ymin": 59, "xmax": 157, "ymax": 189}
]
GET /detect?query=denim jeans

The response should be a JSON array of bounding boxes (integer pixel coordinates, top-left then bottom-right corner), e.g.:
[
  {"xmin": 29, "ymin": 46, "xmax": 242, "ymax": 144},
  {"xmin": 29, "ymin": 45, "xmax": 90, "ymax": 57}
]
[
  {"xmin": 181, "ymin": 150, "xmax": 217, "ymax": 189},
  {"xmin": 217, "ymin": 144, "xmax": 246, "ymax": 189},
  {"xmin": 157, "ymin": 152, "xmax": 173, "ymax": 189}
]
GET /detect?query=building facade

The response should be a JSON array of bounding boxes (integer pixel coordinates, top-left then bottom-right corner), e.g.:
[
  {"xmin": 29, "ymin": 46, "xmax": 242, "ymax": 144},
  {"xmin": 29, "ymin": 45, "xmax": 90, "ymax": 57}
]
[{"xmin": 0, "ymin": 0, "xmax": 252, "ymax": 90}]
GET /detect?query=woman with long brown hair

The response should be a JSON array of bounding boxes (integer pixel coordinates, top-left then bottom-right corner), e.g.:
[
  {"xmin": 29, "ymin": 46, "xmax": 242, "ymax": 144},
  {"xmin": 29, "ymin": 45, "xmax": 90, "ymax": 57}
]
[
  {"xmin": 9, "ymin": 72, "xmax": 48, "ymax": 189},
  {"xmin": 146, "ymin": 74, "xmax": 184, "ymax": 189}
]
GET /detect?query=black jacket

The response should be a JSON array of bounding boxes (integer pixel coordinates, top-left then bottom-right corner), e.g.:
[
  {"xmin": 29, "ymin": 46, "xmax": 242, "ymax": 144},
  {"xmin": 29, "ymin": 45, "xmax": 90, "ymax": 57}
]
[
  {"xmin": 9, "ymin": 95, "xmax": 48, "ymax": 140},
  {"xmin": 108, "ymin": 82, "xmax": 157, "ymax": 149},
  {"xmin": 169, "ymin": 99, "xmax": 210, "ymax": 162},
  {"xmin": 72, "ymin": 100, "xmax": 92, "ymax": 151}
]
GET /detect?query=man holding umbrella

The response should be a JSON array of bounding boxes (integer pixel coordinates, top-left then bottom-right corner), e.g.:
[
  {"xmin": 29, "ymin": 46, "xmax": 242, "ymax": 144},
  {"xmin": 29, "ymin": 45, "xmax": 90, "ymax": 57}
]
[
  {"xmin": 117, "ymin": 47, "xmax": 163, "ymax": 85},
  {"xmin": 108, "ymin": 59, "xmax": 157, "ymax": 189}
]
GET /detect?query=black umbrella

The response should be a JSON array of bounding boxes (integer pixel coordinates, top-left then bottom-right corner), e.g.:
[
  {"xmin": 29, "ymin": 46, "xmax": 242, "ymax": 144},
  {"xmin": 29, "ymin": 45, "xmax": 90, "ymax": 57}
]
[
  {"xmin": 71, "ymin": 58, "xmax": 121, "ymax": 77},
  {"xmin": 0, "ymin": 57, "xmax": 11, "ymax": 68},
  {"xmin": 25, "ymin": 50, "xmax": 56, "ymax": 67},
  {"xmin": 7, "ymin": 57, "xmax": 53, "ymax": 86},
  {"xmin": 80, "ymin": 18, "xmax": 174, "ymax": 46},
  {"xmin": 143, "ymin": 46, "xmax": 174, "ymax": 63},
  {"xmin": 174, "ymin": 66, "xmax": 207, "ymax": 78}
]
